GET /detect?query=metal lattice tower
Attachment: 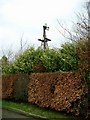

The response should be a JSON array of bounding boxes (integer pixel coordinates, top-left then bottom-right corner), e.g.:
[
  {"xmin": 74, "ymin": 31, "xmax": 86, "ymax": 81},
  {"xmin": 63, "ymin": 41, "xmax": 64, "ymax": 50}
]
[{"xmin": 38, "ymin": 24, "xmax": 51, "ymax": 50}]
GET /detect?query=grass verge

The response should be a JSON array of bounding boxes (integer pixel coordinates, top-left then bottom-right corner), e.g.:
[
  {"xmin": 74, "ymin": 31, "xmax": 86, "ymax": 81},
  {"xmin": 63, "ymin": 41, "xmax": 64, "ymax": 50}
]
[
  {"xmin": 0, "ymin": 100, "xmax": 2, "ymax": 107},
  {"xmin": 1, "ymin": 100, "xmax": 74, "ymax": 119}
]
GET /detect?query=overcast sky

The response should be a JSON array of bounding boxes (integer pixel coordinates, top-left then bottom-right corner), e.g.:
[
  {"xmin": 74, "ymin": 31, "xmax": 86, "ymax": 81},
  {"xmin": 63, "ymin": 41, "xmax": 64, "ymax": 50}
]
[{"xmin": 0, "ymin": 0, "xmax": 87, "ymax": 56}]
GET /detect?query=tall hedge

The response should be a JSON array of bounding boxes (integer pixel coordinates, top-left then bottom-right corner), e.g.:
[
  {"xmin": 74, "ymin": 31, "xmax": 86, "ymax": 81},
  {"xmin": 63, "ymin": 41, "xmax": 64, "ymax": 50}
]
[
  {"xmin": 1, "ymin": 74, "xmax": 29, "ymax": 102},
  {"xmin": 2, "ymin": 74, "xmax": 17, "ymax": 99},
  {"xmin": 1, "ymin": 72, "xmax": 88, "ymax": 117},
  {"xmin": 28, "ymin": 72, "xmax": 87, "ymax": 116}
]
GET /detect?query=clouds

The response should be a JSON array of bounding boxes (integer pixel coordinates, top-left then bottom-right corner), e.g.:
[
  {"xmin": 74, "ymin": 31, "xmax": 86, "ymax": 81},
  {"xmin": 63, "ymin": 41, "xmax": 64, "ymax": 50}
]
[
  {"xmin": 1, "ymin": 0, "xmax": 81, "ymax": 25},
  {"xmin": 0, "ymin": 0, "xmax": 86, "ymax": 56}
]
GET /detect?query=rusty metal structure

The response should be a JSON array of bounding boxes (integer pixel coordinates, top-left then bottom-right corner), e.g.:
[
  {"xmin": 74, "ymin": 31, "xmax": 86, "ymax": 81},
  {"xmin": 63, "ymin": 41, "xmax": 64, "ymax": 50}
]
[{"xmin": 38, "ymin": 24, "xmax": 51, "ymax": 49}]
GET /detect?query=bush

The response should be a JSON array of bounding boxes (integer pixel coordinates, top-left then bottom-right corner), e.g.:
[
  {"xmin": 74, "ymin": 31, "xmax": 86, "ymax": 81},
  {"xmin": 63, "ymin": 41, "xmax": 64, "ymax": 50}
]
[
  {"xmin": 58, "ymin": 42, "xmax": 79, "ymax": 71},
  {"xmin": 8, "ymin": 45, "xmax": 78, "ymax": 74},
  {"xmin": 76, "ymin": 38, "xmax": 90, "ymax": 110},
  {"xmin": 1, "ymin": 42, "xmax": 80, "ymax": 74}
]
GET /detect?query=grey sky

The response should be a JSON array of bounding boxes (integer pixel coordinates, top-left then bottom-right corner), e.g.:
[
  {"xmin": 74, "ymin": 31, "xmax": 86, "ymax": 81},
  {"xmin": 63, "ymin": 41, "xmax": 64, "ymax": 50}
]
[{"xmin": 0, "ymin": 0, "xmax": 87, "ymax": 56}]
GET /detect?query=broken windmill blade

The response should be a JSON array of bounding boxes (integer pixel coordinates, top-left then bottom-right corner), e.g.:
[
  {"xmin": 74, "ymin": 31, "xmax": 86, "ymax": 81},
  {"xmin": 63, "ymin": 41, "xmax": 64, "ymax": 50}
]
[{"xmin": 38, "ymin": 24, "xmax": 51, "ymax": 50}]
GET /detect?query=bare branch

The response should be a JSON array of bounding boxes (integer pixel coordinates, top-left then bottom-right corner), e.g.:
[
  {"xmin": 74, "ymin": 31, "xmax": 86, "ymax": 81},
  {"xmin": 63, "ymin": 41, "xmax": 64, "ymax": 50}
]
[
  {"xmin": 57, "ymin": 19, "xmax": 76, "ymax": 42},
  {"xmin": 19, "ymin": 33, "xmax": 27, "ymax": 53},
  {"xmin": 57, "ymin": 9, "xmax": 89, "ymax": 42}
]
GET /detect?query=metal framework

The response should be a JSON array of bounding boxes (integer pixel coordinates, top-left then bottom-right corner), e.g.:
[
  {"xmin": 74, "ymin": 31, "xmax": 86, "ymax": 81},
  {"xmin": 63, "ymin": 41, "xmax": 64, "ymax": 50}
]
[{"xmin": 38, "ymin": 24, "xmax": 51, "ymax": 49}]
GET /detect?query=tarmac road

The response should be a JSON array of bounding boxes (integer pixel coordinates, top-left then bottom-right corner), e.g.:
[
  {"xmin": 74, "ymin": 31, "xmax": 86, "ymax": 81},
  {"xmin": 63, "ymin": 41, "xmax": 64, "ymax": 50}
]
[{"xmin": 2, "ymin": 108, "xmax": 48, "ymax": 120}]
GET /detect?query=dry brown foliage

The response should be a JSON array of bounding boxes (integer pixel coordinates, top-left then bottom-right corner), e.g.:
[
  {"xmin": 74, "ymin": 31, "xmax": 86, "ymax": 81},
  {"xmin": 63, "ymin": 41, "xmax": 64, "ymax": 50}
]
[
  {"xmin": 1, "ymin": 74, "xmax": 18, "ymax": 99},
  {"xmin": 28, "ymin": 72, "xmax": 86, "ymax": 114}
]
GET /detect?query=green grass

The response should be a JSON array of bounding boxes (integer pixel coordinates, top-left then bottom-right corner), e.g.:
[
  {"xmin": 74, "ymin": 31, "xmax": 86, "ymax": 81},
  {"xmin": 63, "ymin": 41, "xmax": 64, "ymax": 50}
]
[
  {"xmin": 1, "ymin": 100, "xmax": 74, "ymax": 119},
  {"xmin": 0, "ymin": 100, "xmax": 2, "ymax": 107}
]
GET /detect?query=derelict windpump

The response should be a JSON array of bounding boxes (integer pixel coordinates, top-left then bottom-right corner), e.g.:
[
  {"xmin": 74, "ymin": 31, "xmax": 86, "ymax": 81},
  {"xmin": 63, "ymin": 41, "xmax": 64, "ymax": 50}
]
[{"xmin": 38, "ymin": 24, "xmax": 51, "ymax": 49}]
